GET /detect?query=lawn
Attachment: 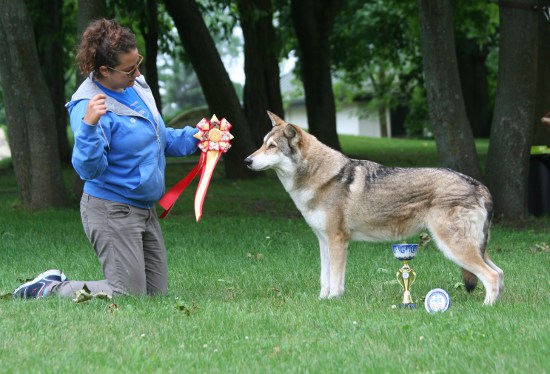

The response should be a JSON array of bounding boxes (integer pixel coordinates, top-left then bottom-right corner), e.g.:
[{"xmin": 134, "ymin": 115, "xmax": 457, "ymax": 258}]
[{"xmin": 0, "ymin": 136, "xmax": 548, "ymax": 373}]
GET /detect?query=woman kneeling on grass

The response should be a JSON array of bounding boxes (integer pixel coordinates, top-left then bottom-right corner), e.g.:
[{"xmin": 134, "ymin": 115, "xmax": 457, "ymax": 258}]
[{"xmin": 12, "ymin": 19, "xmax": 199, "ymax": 299}]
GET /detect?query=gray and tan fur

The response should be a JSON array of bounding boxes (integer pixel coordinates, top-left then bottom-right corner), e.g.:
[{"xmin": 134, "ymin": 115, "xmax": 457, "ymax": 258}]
[{"xmin": 245, "ymin": 112, "xmax": 504, "ymax": 305}]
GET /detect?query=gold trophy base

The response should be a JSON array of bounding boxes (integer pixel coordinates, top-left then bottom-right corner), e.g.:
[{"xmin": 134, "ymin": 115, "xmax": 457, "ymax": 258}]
[{"xmin": 400, "ymin": 290, "xmax": 416, "ymax": 309}]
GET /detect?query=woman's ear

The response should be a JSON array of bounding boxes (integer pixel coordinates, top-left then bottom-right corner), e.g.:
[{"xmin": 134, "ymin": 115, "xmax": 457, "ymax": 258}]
[{"xmin": 97, "ymin": 66, "xmax": 110, "ymax": 79}]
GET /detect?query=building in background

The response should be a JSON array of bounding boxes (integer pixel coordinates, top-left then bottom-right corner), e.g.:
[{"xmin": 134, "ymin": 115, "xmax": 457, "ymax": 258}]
[
  {"xmin": 0, "ymin": 128, "xmax": 11, "ymax": 161},
  {"xmin": 280, "ymin": 73, "xmax": 392, "ymax": 137}
]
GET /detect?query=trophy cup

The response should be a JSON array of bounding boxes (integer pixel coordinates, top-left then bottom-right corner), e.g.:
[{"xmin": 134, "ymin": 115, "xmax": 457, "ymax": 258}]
[{"xmin": 392, "ymin": 244, "xmax": 418, "ymax": 308}]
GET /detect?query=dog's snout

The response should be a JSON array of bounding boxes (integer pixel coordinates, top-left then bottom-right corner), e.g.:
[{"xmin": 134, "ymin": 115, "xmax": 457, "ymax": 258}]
[{"xmin": 244, "ymin": 157, "xmax": 253, "ymax": 168}]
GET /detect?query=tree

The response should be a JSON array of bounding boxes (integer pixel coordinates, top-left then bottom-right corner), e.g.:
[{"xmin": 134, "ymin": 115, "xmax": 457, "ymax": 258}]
[
  {"xmin": 72, "ymin": 0, "xmax": 106, "ymax": 198},
  {"xmin": 0, "ymin": 0, "xmax": 68, "ymax": 209},
  {"xmin": 27, "ymin": 0, "xmax": 72, "ymax": 164},
  {"xmin": 291, "ymin": 0, "xmax": 343, "ymax": 150},
  {"xmin": 159, "ymin": 53, "xmax": 207, "ymax": 117},
  {"xmin": 139, "ymin": 0, "xmax": 163, "ymax": 112},
  {"xmin": 109, "ymin": 0, "xmax": 164, "ymax": 112},
  {"xmin": 486, "ymin": 0, "xmax": 539, "ymax": 219},
  {"xmin": 331, "ymin": 1, "xmax": 422, "ymax": 138},
  {"xmin": 534, "ymin": 6, "xmax": 550, "ymax": 146},
  {"xmin": 77, "ymin": 0, "xmax": 106, "ymax": 86},
  {"xmin": 238, "ymin": 0, "xmax": 284, "ymax": 146},
  {"xmin": 455, "ymin": 37, "xmax": 491, "ymax": 138},
  {"xmin": 164, "ymin": 0, "xmax": 257, "ymax": 179},
  {"xmin": 453, "ymin": 2, "xmax": 499, "ymax": 138},
  {"xmin": 418, "ymin": 0, "xmax": 482, "ymax": 180}
]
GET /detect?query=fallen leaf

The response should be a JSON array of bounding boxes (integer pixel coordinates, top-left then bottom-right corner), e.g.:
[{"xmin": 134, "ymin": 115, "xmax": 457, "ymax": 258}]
[
  {"xmin": 177, "ymin": 303, "xmax": 199, "ymax": 316},
  {"xmin": 73, "ymin": 284, "xmax": 112, "ymax": 303},
  {"xmin": 246, "ymin": 252, "xmax": 263, "ymax": 260},
  {"xmin": 93, "ymin": 292, "xmax": 112, "ymax": 301},
  {"xmin": 419, "ymin": 233, "xmax": 431, "ymax": 249},
  {"xmin": 531, "ymin": 242, "xmax": 550, "ymax": 253},
  {"xmin": 225, "ymin": 287, "xmax": 237, "ymax": 300},
  {"xmin": 108, "ymin": 303, "xmax": 119, "ymax": 313},
  {"xmin": 272, "ymin": 288, "xmax": 286, "ymax": 304}
]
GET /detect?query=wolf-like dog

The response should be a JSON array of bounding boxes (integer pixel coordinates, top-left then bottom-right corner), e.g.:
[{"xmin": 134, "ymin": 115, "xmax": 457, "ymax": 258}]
[{"xmin": 245, "ymin": 112, "xmax": 504, "ymax": 305}]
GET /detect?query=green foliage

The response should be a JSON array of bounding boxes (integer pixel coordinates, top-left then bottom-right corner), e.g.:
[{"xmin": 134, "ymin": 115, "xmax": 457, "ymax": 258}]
[
  {"xmin": 453, "ymin": 1, "xmax": 500, "ymax": 119},
  {"xmin": 330, "ymin": 1, "xmax": 500, "ymax": 136},
  {"xmin": 198, "ymin": 0, "xmax": 239, "ymax": 43},
  {"xmin": 453, "ymin": 1, "xmax": 499, "ymax": 49},
  {"xmin": 331, "ymin": 0, "xmax": 426, "ymax": 134},
  {"xmin": 158, "ymin": 50, "xmax": 208, "ymax": 118},
  {"xmin": 0, "ymin": 136, "xmax": 548, "ymax": 372}
]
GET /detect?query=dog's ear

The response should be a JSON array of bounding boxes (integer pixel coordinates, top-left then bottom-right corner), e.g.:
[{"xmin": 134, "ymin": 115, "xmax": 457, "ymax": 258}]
[
  {"xmin": 283, "ymin": 124, "xmax": 301, "ymax": 145},
  {"xmin": 267, "ymin": 111, "xmax": 286, "ymax": 127}
]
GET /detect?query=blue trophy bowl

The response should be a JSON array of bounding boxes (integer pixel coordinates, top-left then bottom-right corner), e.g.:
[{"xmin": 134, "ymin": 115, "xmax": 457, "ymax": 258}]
[{"xmin": 392, "ymin": 244, "xmax": 418, "ymax": 261}]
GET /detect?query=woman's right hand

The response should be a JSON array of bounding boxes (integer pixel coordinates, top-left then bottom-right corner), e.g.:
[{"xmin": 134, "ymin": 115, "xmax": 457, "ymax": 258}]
[{"xmin": 83, "ymin": 94, "xmax": 107, "ymax": 126}]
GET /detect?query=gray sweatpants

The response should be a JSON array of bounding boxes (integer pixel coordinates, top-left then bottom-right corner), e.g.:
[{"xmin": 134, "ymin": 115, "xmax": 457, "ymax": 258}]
[{"xmin": 49, "ymin": 193, "xmax": 167, "ymax": 298}]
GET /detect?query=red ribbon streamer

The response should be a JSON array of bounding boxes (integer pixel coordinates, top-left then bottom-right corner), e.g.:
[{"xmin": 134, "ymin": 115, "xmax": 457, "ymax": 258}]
[
  {"xmin": 158, "ymin": 152, "xmax": 206, "ymax": 219},
  {"xmin": 158, "ymin": 115, "xmax": 233, "ymax": 221}
]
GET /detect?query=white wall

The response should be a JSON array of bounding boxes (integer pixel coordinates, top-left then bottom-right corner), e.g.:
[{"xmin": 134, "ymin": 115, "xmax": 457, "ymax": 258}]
[{"xmin": 0, "ymin": 128, "xmax": 11, "ymax": 161}]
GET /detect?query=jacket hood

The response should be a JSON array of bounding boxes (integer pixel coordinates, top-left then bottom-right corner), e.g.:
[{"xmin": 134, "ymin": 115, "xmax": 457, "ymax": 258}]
[{"xmin": 65, "ymin": 74, "xmax": 160, "ymax": 124}]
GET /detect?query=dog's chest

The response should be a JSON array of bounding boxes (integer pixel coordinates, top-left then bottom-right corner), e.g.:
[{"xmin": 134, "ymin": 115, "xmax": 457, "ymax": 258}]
[
  {"xmin": 288, "ymin": 188, "xmax": 327, "ymax": 230},
  {"xmin": 301, "ymin": 208, "xmax": 327, "ymax": 231}
]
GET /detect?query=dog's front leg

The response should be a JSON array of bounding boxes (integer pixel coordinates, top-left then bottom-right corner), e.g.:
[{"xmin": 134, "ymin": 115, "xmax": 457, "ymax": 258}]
[
  {"xmin": 315, "ymin": 231, "xmax": 331, "ymax": 299},
  {"xmin": 328, "ymin": 232, "xmax": 349, "ymax": 298}
]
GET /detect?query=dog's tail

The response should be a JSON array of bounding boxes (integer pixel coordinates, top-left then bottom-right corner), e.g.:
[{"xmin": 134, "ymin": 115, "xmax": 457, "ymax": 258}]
[
  {"xmin": 462, "ymin": 269, "xmax": 478, "ymax": 293},
  {"xmin": 462, "ymin": 197, "xmax": 493, "ymax": 293}
]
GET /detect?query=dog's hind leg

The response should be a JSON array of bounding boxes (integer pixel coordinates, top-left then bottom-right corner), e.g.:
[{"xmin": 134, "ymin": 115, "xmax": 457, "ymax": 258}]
[
  {"xmin": 433, "ymin": 235, "xmax": 500, "ymax": 304},
  {"xmin": 428, "ymin": 211, "xmax": 501, "ymax": 305},
  {"xmin": 484, "ymin": 252, "xmax": 504, "ymax": 297},
  {"xmin": 315, "ymin": 230, "xmax": 331, "ymax": 299}
]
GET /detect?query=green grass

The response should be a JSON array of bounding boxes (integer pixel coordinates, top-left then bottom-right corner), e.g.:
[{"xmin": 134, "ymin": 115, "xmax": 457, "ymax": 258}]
[
  {"xmin": 340, "ymin": 135, "xmax": 490, "ymax": 168},
  {"xmin": 0, "ymin": 136, "xmax": 549, "ymax": 373}
]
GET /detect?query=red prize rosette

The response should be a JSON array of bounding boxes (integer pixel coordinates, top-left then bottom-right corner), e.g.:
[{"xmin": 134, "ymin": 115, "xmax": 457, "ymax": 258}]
[{"xmin": 159, "ymin": 114, "xmax": 233, "ymax": 222}]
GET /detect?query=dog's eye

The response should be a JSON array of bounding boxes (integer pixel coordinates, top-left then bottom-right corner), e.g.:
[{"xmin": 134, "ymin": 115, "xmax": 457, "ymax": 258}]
[{"xmin": 267, "ymin": 143, "xmax": 277, "ymax": 149}]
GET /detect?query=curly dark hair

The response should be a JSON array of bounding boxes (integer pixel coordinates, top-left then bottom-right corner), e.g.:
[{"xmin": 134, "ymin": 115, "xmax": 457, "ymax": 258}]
[{"xmin": 76, "ymin": 18, "xmax": 137, "ymax": 79}]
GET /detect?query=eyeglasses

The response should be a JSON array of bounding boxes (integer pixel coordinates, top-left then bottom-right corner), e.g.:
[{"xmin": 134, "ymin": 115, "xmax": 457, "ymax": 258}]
[{"xmin": 107, "ymin": 54, "xmax": 144, "ymax": 77}]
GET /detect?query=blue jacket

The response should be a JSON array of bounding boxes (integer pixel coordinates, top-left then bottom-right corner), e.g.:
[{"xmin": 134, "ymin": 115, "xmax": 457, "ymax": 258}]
[{"xmin": 66, "ymin": 76, "xmax": 199, "ymax": 208}]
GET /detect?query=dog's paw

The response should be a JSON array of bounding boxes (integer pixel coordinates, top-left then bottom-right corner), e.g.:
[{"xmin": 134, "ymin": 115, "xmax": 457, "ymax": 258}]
[
  {"xmin": 318, "ymin": 288, "xmax": 330, "ymax": 299},
  {"xmin": 327, "ymin": 288, "xmax": 344, "ymax": 299}
]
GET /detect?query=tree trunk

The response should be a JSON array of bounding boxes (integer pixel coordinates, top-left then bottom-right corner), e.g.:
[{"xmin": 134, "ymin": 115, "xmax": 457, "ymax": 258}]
[
  {"xmin": 418, "ymin": 0, "xmax": 482, "ymax": 180},
  {"xmin": 28, "ymin": 0, "xmax": 71, "ymax": 164},
  {"xmin": 0, "ymin": 0, "xmax": 68, "ymax": 210},
  {"xmin": 378, "ymin": 103, "xmax": 388, "ymax": 138},
  {"xmin": 291, "ymin": 0, "xmax": 343, "ymax": 151},
  {"xmin": 238, "ymin": 0, "xmax": 284, "ymax": 146},
  {"xmin": 76, "ymin": 0, "xmax": 105, "ymax": 86},
  {"xmin": 534, "ymin": 5, "xmax": 550, "ymax": 145},
  {"xmin": 164, "ymin": 0, "xmax": 257, "ymax": 179},
  {"xmin": 375, "ymin": 69, "xmax": 389, "ymax": 138},
  {"xmin": 140, "ymin": 0, "xmax": 163, "ymax": 113},
  {"xmin": 486, "ymin": 1, "xmax": 539, "ymax": 219},
  {"xmin": 73, "ymin": 0, "xmax": 106, "ymax": 198},
  {"xmin": 456, "ymin": 38, "xmax": 491, "ymax": 138}
]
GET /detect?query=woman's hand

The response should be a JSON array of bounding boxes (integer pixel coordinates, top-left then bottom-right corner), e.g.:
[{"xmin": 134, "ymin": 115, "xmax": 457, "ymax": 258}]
[{"xmin": 83, "ymin": 94, "xmax": 107, "ymax": 126}]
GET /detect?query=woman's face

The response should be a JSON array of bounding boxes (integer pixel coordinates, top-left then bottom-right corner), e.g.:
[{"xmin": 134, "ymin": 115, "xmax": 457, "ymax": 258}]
[{"xmin": 99, "ymin": 49, "xmax": 143, "ymax": 91}]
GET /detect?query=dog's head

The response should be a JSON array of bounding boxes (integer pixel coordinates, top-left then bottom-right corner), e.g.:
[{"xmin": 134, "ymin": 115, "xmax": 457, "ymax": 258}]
[{"xmin": 244, "ymin": 111, "xmax": 304, "ymax": 172}]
